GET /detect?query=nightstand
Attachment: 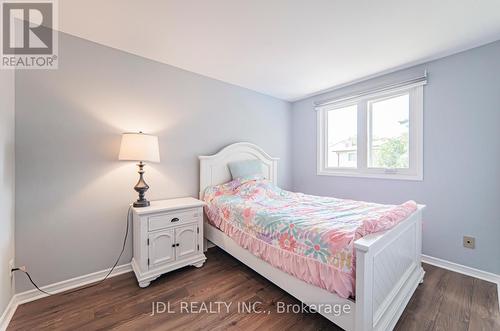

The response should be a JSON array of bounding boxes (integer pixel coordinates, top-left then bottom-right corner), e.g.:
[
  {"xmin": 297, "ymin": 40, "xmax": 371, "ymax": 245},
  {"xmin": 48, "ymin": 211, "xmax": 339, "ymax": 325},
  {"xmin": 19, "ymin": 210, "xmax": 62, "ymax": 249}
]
[{"xmin": 131, "ymin": 197, "xmax": 207, "ymax": 288}]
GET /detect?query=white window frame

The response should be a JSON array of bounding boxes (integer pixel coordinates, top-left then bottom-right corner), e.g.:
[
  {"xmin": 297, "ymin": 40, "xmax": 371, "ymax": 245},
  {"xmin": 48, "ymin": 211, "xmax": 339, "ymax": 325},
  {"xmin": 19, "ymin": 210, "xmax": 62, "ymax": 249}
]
[{"xmin": 317, "ymin": 81, "xmax": 424, "ymax": 181}]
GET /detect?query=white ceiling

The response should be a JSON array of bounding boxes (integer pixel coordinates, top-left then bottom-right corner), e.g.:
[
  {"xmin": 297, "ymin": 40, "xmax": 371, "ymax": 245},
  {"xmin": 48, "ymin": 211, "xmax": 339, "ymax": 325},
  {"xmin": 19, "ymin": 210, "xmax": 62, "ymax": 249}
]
[{"xmin": 59, "ymin": 0, "xmax": 500, "ymax": 101}]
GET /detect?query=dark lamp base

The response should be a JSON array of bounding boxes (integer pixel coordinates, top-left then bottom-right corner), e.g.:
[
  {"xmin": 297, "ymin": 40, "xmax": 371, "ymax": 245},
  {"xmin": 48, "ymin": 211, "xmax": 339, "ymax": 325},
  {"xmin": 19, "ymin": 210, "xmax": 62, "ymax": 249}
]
[
  {"xmin": 133, "ymin": 200, "xmax": 150, "ymax": 208},
  {"xmin": 133, "ymin": 161, "xmax": 151, "ymax": 208}
]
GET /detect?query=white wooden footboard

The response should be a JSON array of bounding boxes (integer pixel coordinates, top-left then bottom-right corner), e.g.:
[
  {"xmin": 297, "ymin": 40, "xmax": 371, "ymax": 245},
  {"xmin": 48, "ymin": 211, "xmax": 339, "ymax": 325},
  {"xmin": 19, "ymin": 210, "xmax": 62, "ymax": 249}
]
[{"xmin": 354, "ymin": 205, "xmax": 425, "ymax": 331}]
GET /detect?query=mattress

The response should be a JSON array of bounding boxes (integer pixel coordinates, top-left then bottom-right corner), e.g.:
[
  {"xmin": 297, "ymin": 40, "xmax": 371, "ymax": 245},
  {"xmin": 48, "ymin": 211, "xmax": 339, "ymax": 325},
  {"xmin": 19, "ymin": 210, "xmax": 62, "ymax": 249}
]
[{"xmin": 203, "ymin": 177, "xmax": 417, "ymax": 298}]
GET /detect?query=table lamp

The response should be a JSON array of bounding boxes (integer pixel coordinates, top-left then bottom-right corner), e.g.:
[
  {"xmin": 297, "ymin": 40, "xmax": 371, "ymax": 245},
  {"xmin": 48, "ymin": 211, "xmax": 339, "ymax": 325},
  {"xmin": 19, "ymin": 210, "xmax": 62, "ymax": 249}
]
[{"xmin": 119, "ymin": 132, "xmax": 160, "ymax": 207}]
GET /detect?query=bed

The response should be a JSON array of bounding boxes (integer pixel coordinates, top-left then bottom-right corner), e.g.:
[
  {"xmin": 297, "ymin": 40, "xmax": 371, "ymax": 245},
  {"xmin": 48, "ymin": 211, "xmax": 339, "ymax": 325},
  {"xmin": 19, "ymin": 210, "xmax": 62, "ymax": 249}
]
[{"xmin": 199, "ymin": 142, "xmax": 425, "ymax": 331}]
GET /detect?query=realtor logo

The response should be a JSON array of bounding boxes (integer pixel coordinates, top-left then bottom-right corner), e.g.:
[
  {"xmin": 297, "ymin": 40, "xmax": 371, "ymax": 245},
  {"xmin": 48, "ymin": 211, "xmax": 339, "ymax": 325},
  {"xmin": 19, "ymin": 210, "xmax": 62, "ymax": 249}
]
[{"xmin": 1, "ymin": 0, "xmax": 58, "ymax": 69}]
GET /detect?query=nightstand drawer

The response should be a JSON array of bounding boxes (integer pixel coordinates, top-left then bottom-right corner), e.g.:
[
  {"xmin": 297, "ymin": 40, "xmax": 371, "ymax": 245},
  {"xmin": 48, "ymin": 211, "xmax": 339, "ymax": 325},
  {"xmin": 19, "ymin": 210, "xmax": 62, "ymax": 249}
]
[{"xmin": 148, "ymin": 208, "xmax": 202, "ymax": 232}]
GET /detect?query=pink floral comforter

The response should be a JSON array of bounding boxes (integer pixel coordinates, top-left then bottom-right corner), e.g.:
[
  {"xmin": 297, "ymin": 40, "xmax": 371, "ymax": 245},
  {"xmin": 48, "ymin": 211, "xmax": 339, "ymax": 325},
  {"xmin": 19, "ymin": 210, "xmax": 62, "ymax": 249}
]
[{"xmin": 203, "ymin": 177, "xmax": 417, "ymax": 298}]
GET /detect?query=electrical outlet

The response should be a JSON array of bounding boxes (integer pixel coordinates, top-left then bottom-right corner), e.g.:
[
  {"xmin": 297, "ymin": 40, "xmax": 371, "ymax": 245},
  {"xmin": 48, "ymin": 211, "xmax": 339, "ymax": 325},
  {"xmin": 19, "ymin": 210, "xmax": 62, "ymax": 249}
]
[
  {"xmin": 463, "ymin": 236, "xmax": 475, "ymax": 249},
  {"xmin": 8, "ymin": 259, "xmax": 14, "ymax": 277}
]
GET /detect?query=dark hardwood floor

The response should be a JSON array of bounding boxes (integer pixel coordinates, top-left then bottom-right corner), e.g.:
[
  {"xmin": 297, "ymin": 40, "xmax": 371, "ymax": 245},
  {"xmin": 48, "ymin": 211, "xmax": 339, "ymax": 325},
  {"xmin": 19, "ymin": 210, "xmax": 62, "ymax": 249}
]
[{"xmin": 8, "ymin": 248, "xmax": 500, "ymax": 331}]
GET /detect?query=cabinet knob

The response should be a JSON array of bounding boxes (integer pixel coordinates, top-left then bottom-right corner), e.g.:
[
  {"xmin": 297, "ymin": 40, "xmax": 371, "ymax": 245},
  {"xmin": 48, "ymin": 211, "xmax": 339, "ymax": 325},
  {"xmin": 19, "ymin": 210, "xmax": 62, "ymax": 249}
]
[{"xmin": 171, "ymin": 217, "xmax": 180, "ymax": 223}]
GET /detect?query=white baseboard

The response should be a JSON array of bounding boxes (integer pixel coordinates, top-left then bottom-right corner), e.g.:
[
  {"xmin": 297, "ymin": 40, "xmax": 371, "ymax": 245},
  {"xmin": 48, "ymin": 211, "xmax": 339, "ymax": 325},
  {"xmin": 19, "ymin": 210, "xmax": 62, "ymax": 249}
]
[
  {"xmin": 422, "ymin": 254, "xmax": 500, "ymax": 284},
  {"xmin": 0, "ymin": 263, "xmax": 132, "ymax": 331},
  {"xmin": 0, "ymin": 296, "xmax": 17, "ymax": 331},
  {"xmin": 422, "ymin": 254, "xmax": 500, "ymax": 311},
  {"xmin": 14, "ymin": 263, "xmax": 132, "ymax": 305}
]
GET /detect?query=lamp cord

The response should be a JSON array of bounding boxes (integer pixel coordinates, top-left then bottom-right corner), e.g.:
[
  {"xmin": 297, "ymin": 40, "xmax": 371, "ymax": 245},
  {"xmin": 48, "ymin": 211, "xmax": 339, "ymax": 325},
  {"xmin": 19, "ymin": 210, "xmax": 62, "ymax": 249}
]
[{"xmin": 12, "ymin": 206, "xmax": 132, "ymax": 296}]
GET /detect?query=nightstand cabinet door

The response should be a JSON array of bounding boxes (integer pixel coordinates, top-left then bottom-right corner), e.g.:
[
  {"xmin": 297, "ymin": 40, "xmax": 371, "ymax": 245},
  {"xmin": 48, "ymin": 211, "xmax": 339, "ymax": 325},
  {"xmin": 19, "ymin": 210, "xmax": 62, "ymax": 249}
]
[
  {"xmin": 131, "ymin": 198, "xmax": 206, "ymax": 288},
  {"xmin": 148, "ymin": 229, "xmax": 175, "ymax": 268},
  {"xmin": 175, "ymin": 223, "xmax": 198, "ymax": 260}
]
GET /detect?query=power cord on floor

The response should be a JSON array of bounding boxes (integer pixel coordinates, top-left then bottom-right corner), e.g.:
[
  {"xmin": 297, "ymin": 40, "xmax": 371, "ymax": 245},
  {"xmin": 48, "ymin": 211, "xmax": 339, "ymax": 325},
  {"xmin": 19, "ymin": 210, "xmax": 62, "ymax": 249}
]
[{"xmin": 12, "ymin": 205, "xmax": 132, "ymax": 296}]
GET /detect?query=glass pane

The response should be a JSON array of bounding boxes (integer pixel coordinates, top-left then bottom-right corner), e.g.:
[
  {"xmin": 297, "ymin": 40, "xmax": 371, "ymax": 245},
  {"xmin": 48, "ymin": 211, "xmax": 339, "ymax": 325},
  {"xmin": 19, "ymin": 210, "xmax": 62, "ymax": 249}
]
[
  {"xmin": 369, "ymin": 94, "xmax": 409, "ymax": 168},
  {"xmin": 326, "ymin": 105, "xmax": 357, "ymax": 168}
]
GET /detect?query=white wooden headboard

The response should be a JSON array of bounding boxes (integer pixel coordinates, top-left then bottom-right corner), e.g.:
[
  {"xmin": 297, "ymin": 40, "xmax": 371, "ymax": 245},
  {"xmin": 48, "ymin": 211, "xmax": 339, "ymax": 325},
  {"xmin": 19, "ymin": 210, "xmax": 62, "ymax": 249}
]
[{"xmin": 199, "ymin": 142, "xmax": 279, "ymax": 199}]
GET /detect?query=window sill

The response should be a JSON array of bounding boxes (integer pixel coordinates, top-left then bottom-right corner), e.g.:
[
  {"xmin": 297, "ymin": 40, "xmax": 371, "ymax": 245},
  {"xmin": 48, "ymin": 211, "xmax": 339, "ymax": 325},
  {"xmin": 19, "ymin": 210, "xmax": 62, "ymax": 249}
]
[{"xmin": 317, "ymin": 169, "xmax": 423, "ymax": 181}]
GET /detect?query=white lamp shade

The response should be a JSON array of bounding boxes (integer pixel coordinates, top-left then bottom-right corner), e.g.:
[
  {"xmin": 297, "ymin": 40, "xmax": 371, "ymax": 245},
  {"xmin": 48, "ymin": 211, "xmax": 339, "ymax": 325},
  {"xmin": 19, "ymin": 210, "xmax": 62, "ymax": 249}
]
[{"xmin": 119, "ymin": 133, "xmax": 160, "ymax": 163}]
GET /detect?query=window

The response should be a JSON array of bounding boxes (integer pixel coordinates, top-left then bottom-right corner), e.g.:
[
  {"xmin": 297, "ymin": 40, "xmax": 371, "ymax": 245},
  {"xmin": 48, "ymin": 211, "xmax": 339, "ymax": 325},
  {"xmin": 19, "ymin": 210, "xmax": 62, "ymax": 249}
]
[
  {"xmin": 347, "ymin": 152, "xmax": 356, "ymax": 162},
  {"xmin": 317, "ymin": 80, "xmax": 424, "ymax": 180},
  {"xmin": 368, "ymin": 93, "xmax": 409, "ymax": 169},
  {"xmin": 327, "ymin": 105, "xmax": 357, "ymax": 168}
]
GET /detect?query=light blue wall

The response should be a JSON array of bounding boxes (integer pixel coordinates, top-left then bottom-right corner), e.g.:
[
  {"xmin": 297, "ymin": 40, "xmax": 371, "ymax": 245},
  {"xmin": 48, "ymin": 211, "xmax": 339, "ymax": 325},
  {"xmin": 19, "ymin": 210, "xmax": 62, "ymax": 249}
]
[
  {"xmin": 292, "ymin": 41, "xmax": 500, "ymax": 274},
  {"xmin": 0, "ymin": 69, "xmax": 15, "ymax": 317},
  {"xmin": 14, "ymin": 32, "xmax": 292, "ymax": 292}
]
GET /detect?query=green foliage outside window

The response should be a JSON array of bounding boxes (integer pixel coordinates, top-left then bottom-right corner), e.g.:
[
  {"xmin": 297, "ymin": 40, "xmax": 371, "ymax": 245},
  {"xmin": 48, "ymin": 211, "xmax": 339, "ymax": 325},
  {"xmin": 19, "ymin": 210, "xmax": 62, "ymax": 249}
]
[{"xmin": 372, "ymin": 133, "xmax": 409, "ymax": 168}]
